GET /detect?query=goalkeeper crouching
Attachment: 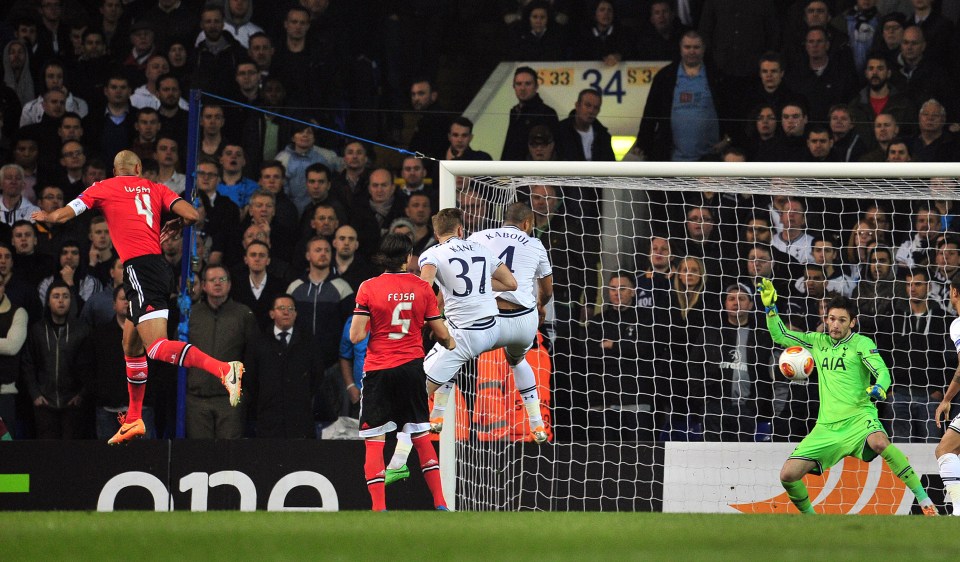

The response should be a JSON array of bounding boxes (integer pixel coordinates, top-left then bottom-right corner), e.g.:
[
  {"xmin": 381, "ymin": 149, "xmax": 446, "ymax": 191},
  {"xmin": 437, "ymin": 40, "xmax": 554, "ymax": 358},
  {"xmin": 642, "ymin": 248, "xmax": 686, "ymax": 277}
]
[{"xmin": 757, "ymin": 278, "xmax": 937, "ymax": 515}]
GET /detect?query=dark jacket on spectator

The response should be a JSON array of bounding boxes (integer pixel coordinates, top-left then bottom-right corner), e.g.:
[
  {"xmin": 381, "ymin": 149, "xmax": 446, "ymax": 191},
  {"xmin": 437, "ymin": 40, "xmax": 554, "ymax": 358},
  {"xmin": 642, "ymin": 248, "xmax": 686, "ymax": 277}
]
[
  {"xmin": 21, "ymin": 314, "xmax": 91, "ymax": 409},
  {"xmin": 502, "ymin": 93, "xmax": 559, "ymax": 161},
  {"xmin": 555, "ymin": 113, "xmax": 615, "ymax": 162}
]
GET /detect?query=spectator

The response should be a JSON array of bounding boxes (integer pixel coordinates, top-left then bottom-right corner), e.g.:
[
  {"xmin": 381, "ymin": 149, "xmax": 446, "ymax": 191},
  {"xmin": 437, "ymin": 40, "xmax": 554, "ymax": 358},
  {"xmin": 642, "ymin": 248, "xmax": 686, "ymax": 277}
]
[
  {"xmin": 245, "ymin": 294, "xmax": 323, "ymax": 438},
  {"xmin": 275, "ymin": 121, "xmax": 343, "ymax": 215},
  {"xmin": 186, "ymin": 265, "xmax": 257, "ymax": 439},
  {"xmin": 830, "ymin": 0, "xmax": 881, "ymax": 76},
  {"xmin": 19, "ymin": 60, "xmax": 88, "ymax": 126},
  {"xmin": 140, "ymin": 0, "xmax": 196, "ymax": 49},
  {"xmin": 3, "ymin": 39, "xmax": 34, "ymax": 106},
  {"xmin": 634, "ymin": 30, "xmax": 723, "ymax": 162},
  {"xmin": 403, "ymin": 192, "xmax": 436, "ymax": 255},
  {"xmin": 298, "ymin": 162, "xmax": 351, "ymax": 235},
  {"xmin": 154, "ymin": 135, "xmax": 184, "ymax": 194},
  {"xmin": 397, "ymin": 156, "xmax": 435, "ymax": 210},
  {"xmin": 120, "ymin": 20, "xmax": 158, "ymax": 87},
  {"xmin": 908, "ymin": 0, "xmax": 953, "ymax": 67},
  {"xmin": 501, "ymin": 66, "xmax": 559, "ymax": 161},
  {"xmin": 286, "ymin": 236, "xmax": 355, "ymax": 374},
  {"xmin": 86, "ymin": 215, "xmax": 117, "ymax": 286},
  {"xmin": 556, "ymin": 88, "xmax": 615, "ymax": 162},
  {"xmin": 350, "ymin": 168, "xmax": 404, "ymax": 256},
  {"xmin": 572, "ymin": 0, "xmax": 629, "ymax": 65},
  {"xmin": 129, "ymin": 54, "xmax": 181, "ymax": 111},
  {"xmin": 22, "ymin": 280, "xmax": 92, "ymax": 439},
  {"xmin": 444, "ymin": 116, "xmax": 492, "ymax": 161},
  {"xmin": 699, "ymin": 0, "xmax": 780, "ymax": 85},
  {"xmin": 239, "ymin": 189, "xmax": 297, "ymax": 264},
  {"xmin": 217, "ymin": 144, "xmax": 259, "ymax": 210},
  {"xmin": 796, "ymin": 236, "xmax": 857, "ymax": 297},
  {"xmin": 508, "ymin": 0, "xmax": 566, "ymax": 62},
  {"xmin": 910, "ymin": 99, "xmax": 959, "ymax": 162},
  {"xmin": 931, "ymin": 237, "xmax": 960, "ymax": 315},
  {"xmin": 198, "ymin": 0, "xmax": 263, "ymax": 48},
  {"xmin": 758, "ymin": 102, "xmax": 809, "ymax": 161},
  {"xmin": 96, "ymin": 0, "xmax": 130, "ymax": 58},
  {"xmin": 58, "ymin": 140, "xmax": 86, "ymax": 199},
  {"xmin": 129, "ymin": 107, "xmax": 161, "ymax": 162},
  {"xmin": 10, "ymin": 137, "xmax": 49, "ymax": 203},
  {"xmin": 73, "ymin": 29, "xmax": 111, "ymax": 110},
  {"xmin": 247, "ymin": 32, "xmax": 274, "ymax": 79},
  {"xmin": 79, "ymin": 255, "xmax": 123, "ymax": 327},
  {"xmin": 828, "ymin": 104, "xmax": 869, "ymax": 162},
  {"xmin": 292, "ymin": 203, "xmax": 340, "ymax": 272},
  {"xmin": 876, "ymin": 11, "xmax": 906, "ymax": 64},
  {"xmin": 896, "ymin": 203, "xmax": 941, "ymax": 268},
  {"xmin": 890, "ymin": 25, "xmax": 955, "ymax": 121},
  {"xmin": 854, "ymin": 245, "xmax": 901, "ymax": 339},
  {"xmin": 886, "ymin": 136, "xmax": 912, "ymax": 160},
  {"xmin": 223, "ymin": 61, "xmax": 262, "ymax": 144},
  {"xmin": 240, "ymin": 76, "xmax": 293, "ymax": 173},
  {"xmin": 804, "ymin": 125, "xmax": 837, "ymax": 161},
  {"xmin": 736, "ymin": 52, "xmax": 800, "ymax": 141},
  {"xmin": 191, "ymin": 4, "xmax": 245, "ymax": 99},
  {"xmin": 0, "ymin": 268, "xmax": 28, "ymax": 437},
  {"xmin": 846, "ymin": 219, "xmax": 879, "ymax": 275},
  {"xmin": 165, "ymin": 40, "xmax": 194, "ymax": 91},
  {"xmin": 408, "ymin": 78, "xmax": 451, "ymax": 161},
  {"xmin": 890, "ymin": 267, "xmax": 948, "ymax": 442},
  {"xmin": 744, "ymin": 103, "xmax": 779, "ymax": 161},
  {"xmin": 270, "ymin": 6, "xmax": 334, "ymax": 113},
  {"xmin": 338, "ymin": 314, "xmax": 367, "ymax": 420},
  {"xmin": 155, "ymin": 74, "xmax": 188, "ymax": 150},
  {"xmin": 11, "ymin": 220, "xmax": 55, "ymax": 288},
  {"xmin": 91, "ymin": 286, "xmax": 157, "ymax": 440},
  {"xmin": 859, "ymin": 111, "xmax": 901, "ymax": 161},
  {"xmin": 635, "ymin": 0, "xmax": 687, "ymax": 61},
  {"xmin": 0, "ymin": 164, "xmax": 40, "ymax": 229},
  {"xmin": 37, "ymin": 238, "xmax": 102, "ymax": 317},
  {"xmin": 702, "ymin": 282, "xmax": 775, "ymax": 442},
  {"xmin": 229, "ymin": 240, "xmax": 288, "ymax": 334},
  {"xmin": 256, "ymin": 160, "xmax": 298, "ymax": 231},
  {"xmin": 198, "ymin": 104, "xmax": 228, "ymax": 160},
  {"xmin": 85, "ymin": 74, "xmax": 134, "ymax": 163},
  {"xmin": 330, "ymin": 224, "xmax": 378, "ymax": 292},
  {"xmin": 196, "ymin": 158, "xmax": 243, "ymax": 266},
  {"xmin": 850, "ymin": 54, "xmax": 917, "ymax": 141},
  {"xmin": 784, "ymin": 26, "xmax": 858, "ymax": 125},
  {"xmin": 34, "ymin": 186, "xmax": 72, "ymax": 257},
  {"xmin": 771, "ymin": 198, "xmax": 815, "ymax": 265}
]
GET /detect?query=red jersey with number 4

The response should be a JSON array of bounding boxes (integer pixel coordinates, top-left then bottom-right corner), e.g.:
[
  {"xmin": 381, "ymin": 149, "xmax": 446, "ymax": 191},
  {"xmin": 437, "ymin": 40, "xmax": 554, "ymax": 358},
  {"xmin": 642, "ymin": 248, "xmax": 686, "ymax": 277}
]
[
  {"xmin": 354, "ymin": 272, "xmax": 442, "ymax": 371},
  {"xmin": 76, "ymin": 176, "xmax": 183, "ymax": 262}
]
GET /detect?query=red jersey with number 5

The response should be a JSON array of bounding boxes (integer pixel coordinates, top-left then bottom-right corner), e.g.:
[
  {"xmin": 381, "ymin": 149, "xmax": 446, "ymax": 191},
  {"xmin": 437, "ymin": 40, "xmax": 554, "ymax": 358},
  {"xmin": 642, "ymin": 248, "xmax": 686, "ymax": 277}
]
[
  {"xmin": 354, "ymin": 272, "xmax": 442, "ymax": 371},
  {"xmin": 76, "ymin": 176, "xmax": 183, "ymax": 262}
]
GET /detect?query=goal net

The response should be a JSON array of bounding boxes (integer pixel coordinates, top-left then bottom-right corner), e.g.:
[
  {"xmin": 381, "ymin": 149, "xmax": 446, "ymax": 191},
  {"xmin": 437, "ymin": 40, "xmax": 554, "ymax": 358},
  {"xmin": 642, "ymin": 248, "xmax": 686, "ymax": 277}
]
[{"xmin": 436, "ymin": 160, "xmax": 960, "ymax": 513}]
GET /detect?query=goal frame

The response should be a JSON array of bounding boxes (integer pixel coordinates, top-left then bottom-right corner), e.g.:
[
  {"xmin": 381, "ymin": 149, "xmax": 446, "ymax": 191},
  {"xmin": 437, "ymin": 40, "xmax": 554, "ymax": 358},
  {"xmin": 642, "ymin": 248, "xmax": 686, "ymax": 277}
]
[{"xmin": 435, "ymin": 159, "xmax": 960, "ymax": 511}]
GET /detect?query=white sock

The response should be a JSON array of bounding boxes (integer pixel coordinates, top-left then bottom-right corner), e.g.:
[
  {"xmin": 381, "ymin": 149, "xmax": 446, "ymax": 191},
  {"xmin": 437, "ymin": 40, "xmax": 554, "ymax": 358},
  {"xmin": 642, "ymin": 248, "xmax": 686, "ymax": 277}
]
[
  {"xmin": 938, "ymin": 453, "xmax": 960, "ymax": 515},
  {"xmin": 387, "ymin": 432, "xmax": 412, "ymax": 470},
  {"xmin": 512, "ymin": 360, "xmax": 543, "ymax": 429},
  {"xmin": 430, "ymin": 382, "xmax": 454, "ymax": 421}
]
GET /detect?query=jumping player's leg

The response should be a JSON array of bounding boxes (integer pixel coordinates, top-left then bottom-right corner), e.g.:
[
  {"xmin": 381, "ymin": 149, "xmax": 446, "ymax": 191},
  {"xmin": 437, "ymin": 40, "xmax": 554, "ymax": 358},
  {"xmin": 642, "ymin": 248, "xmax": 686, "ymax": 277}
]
[
  {"xmin": 505, "ymin": 346, "xmax": 546, "ymax": 441},
  {"xmin": 120, "ymin": 319, "xmax": 148, "ymax": 423},
  {"xmin": 935, "ymin": 426, "xmax": 960, "ymax": 516},
  {"xmin": 867, "ymin": 432, "xmax": 937, "ymax": 515}
]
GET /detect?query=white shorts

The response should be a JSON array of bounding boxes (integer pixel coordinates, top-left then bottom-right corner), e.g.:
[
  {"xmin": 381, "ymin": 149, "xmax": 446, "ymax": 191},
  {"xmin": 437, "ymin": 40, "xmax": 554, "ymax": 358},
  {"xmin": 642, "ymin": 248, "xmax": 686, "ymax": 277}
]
[
  {"xmin": 949, "ymin": 412, "xmax": 960, "ymax": 434},
  {"xmin": 424, "ymin": 316, "xmax": 500, "ymax": 386},
  {"xmin": 494, "ymin": 307, "xmax": 538, "ymax": 360}
]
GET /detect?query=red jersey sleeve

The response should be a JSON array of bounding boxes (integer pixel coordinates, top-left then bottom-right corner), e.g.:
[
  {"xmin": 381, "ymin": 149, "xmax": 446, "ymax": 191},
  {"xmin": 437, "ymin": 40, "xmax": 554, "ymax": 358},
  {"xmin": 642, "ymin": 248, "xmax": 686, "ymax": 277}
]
[{"xmin": 354, "ymin": 280, "xmax": 371, "ymax": 316}]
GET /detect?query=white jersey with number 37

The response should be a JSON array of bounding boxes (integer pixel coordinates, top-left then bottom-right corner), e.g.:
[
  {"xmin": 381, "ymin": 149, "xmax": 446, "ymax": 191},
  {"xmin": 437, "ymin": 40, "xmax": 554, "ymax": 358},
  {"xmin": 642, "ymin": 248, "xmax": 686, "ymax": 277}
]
[
  {"xmin": 468, "ymin": 226, "xmax": 551, "ymax": 309},
  {"xmin": 418, "ymin": 237, "xmax": 502, "ymax": 327}
]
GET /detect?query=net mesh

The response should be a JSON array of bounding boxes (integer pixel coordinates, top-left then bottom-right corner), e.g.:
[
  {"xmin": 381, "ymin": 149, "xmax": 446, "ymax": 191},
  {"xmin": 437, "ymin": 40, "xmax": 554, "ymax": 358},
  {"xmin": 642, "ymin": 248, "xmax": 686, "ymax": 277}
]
[{"xmin": 446, "ymin": 168, "xmax": 960, "ymax": 512}]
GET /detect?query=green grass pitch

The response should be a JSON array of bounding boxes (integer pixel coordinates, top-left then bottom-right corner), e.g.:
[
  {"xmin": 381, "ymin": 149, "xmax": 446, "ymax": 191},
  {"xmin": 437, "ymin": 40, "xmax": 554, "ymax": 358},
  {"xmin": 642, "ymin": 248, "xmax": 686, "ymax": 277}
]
[{"xmin": 0, "ymin": 511, "xmax": 950, "ymax": 561}]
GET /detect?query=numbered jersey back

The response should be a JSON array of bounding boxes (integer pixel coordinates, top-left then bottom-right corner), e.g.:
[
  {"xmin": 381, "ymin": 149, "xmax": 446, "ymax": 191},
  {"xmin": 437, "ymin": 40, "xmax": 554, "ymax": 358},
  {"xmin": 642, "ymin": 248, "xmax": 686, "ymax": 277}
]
[
  {"xmin": 419, "ymin": 237, "xmax": 502, "ymax": 327},
  {"xmin": 354, "ymin": 272, "xmax": 441, "ymax": 372},
  {"xmin": 77, "ymin": 176, "xmax": 182, "ymax": 262},
  {"xmin": 469, "ymin": 226, "xmax": 552, "ymax": 309}
]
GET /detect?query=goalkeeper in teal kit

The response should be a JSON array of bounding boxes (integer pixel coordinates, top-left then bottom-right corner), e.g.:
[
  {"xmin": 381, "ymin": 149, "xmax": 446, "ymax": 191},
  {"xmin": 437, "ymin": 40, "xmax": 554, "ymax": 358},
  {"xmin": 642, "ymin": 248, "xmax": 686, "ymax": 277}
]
[{"xmin": 758, "ymin": 279, "xmax": 937, "ymax": 515}]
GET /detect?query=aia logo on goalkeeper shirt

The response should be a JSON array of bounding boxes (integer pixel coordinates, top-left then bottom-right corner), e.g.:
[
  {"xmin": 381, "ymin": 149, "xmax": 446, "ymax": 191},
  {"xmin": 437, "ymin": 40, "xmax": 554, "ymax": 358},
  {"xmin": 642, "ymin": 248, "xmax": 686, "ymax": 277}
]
[{"xmin": 729, "ymin": 457, "xmax": 908, "ymax": 514}]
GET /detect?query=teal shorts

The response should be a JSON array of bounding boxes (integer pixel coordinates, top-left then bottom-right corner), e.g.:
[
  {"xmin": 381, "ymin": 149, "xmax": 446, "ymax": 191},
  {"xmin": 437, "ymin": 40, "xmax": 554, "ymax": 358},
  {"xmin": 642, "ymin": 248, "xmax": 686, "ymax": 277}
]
[{"xmin": 789, "ymin": 412, "xmax": 887, "ymax": 475}]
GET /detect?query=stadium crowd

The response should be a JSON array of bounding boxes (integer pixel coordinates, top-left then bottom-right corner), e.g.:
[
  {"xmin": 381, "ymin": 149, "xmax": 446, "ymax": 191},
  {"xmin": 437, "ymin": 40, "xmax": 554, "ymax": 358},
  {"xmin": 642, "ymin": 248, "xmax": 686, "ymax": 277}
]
[{"xmin": 0, "ymin": 0, "xmax": 958, "ymax": 443}]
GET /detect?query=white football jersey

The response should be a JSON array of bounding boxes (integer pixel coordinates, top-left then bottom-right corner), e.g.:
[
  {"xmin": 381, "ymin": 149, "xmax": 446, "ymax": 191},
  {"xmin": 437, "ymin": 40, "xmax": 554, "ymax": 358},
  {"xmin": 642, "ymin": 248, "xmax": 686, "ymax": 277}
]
[
  {"xmin": 419, "ymin": 237, "xmax": 502, "ymax": 326},
  {"xmin": 950, "ymin": 317, "xmax": 960, "ymax": 354},
  {"xmin": 468, "ymin": 225, "xmax": 552, "ymax": 309}
]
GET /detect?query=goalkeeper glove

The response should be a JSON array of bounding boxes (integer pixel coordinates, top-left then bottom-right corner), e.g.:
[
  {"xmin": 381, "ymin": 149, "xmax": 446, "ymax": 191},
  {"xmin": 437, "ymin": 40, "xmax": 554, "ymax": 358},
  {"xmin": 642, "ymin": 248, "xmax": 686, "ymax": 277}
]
[
  {"xmin": 757, "ymin": 278, "xmax": 778, "ymax": 315},
  {"xmin": 866, "ymin": 384, "xmax": 887, "ymax": 401}
]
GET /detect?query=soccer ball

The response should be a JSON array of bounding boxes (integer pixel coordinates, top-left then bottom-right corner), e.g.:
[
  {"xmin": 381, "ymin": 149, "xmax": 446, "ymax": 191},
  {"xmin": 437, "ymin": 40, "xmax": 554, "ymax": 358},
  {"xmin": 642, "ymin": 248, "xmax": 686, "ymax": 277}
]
[{"xmin": 778, "ymin": 346, "xmax": 814, "ymax": 381}]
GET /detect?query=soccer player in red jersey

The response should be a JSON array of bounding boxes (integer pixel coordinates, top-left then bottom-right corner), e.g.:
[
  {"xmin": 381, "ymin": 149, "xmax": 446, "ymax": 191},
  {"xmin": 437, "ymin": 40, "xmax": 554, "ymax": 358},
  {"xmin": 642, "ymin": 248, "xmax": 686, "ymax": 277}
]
[
  {"xmin": 350, "ymin": 232, "xmax": 456, "ymax": 511},
  {"xmin": 31, "ymin": 150, "xmax": 244, "ymax": 444}
]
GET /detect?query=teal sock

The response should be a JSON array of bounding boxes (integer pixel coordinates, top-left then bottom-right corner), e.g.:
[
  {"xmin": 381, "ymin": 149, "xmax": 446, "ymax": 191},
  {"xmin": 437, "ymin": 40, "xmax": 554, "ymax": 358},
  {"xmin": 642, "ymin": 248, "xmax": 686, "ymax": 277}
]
[
  {"xmin": 781, "ymin": 480, "xmax": 816, "ymax": 514},
  {"xmin": 881, "ymin": 444, "xmax": 929, "ymax": 503}
]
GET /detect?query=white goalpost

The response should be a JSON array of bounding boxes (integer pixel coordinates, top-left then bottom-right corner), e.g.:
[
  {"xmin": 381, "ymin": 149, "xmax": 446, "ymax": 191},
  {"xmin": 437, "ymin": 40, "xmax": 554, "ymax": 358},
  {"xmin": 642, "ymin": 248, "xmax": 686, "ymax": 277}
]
[{"xmin": 436, "ymin": 160, "xmax": 960, "ymax": 513}]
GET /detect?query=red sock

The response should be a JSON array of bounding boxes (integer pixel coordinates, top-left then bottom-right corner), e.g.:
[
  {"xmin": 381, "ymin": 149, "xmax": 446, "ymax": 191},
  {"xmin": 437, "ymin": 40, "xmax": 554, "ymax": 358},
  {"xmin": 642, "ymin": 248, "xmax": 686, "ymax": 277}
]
[
  {"xmin": 413, "ymin": 433, "xmax": 446, "ymax": 509},
  {"xmin": 124, "ymin": 355, "xmax": 148, "ymax": 422},
  {"xmin": 147, "ymin": 339, "xmax": 228, "ymax": 378},
  {"xmin": 364, "ymin": 440, "xmax": 387, "ymax": 511}
]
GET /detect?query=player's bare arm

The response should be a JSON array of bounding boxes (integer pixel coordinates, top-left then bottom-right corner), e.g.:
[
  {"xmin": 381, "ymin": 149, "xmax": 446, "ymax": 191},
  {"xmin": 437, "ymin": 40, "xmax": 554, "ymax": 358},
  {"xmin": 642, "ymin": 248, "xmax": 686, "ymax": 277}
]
[
  {"xmin": 491, "ymin": 262, "xmax": 518, "ymax": 292},
  {"xmin": 427, "ymin": 317, "xmax": 455, "ymax": 350},
  {"xmin": 161, "ymin": 199, "xmax": 201, "ymax": 244},
  {"xmin": 537, "ymin": 274, "xmax": 553, "ymax": 323},
  {"xmin": 935, "ymin": 362, "xmax": 960, "ymax": 428},
  {"xmin": 419, "ymin": 263, "xmax": 437, "ymax": 285},
  {"xmin": 31, "ymin": 206, "xmax": 78, "ymax": 224},
  {"xmin": 349, "ymin": 314, "xmax": 370, "ymax": 344}
]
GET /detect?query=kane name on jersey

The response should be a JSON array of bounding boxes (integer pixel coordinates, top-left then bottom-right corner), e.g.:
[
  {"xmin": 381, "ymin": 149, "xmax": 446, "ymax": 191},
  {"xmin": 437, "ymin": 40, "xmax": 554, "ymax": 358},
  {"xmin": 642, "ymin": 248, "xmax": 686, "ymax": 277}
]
[
  {"xmin": 354, "ymin": 272, "xmax": 441, "ymax": 371},
  {"xmin": 75, "ymin": 176, "xmax": 182, "ymax": 262}
]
